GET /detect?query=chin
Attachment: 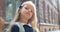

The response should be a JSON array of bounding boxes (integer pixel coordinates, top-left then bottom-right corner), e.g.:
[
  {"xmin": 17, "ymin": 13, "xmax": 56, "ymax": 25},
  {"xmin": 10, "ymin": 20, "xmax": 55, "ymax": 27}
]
[
  {"xmin": 24, "ymin": 15, "xmax": 32, "ymax": 19},
  {"xmin": 25, "ymin": 16, "xmax": 31, "ymax": 20}
]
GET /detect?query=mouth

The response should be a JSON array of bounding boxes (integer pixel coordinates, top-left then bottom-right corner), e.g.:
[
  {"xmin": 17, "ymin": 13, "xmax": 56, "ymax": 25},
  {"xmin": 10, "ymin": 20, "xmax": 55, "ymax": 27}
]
[
  {"xmin": 24, "ymin": 12, "xmax": 32, "ymax": 18},
  {"xmin": 26, "ymin": 12, "xmax": 30, "ymax": 15}
]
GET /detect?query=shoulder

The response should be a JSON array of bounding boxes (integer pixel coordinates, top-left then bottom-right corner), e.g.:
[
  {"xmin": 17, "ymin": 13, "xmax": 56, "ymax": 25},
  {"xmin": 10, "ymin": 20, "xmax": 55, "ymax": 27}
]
[
  {"xmin": 11, "ymin": 25, "xmax": 19, "ymax": 32},
  {"xmin": 23, "ymin": 25, "xmax": 34, "ymax": 32},
  {"xmin": 11, "ymin": 25, "xmax": 19, "ymax": 30},
  {"xmin": 11, "ymin": 25, "xmax": 19, "ymax": 29}
]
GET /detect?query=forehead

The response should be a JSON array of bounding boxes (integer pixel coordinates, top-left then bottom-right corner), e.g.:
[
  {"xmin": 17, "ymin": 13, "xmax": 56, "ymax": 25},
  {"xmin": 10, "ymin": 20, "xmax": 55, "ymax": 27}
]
[
  {"xmin": 23, "ymin": 4, "xmax": 34, "ymax": 11},
  {"xmin": 24, "ymin": 4, "xmax": 33, "ymax": 8}
]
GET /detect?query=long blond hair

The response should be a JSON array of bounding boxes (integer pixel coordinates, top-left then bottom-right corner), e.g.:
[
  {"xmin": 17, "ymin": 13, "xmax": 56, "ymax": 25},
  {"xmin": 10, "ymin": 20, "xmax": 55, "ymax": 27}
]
[{"xmin": 9, "ymin": 1, "xmax": 39, "ymax": 32}]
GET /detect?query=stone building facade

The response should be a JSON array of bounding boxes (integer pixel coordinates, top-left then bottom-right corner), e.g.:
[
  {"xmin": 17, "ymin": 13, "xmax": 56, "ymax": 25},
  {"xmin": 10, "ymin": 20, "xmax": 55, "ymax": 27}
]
[{"xmin": 0, "ymin": 0, "xmax": 59, "ymax": 32}]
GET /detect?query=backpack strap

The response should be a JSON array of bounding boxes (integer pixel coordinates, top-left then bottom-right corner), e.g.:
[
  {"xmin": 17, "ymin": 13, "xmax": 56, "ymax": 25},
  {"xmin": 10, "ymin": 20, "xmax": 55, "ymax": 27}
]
[{"xmin": 15, "ymin": 22, "xmax": 25, "ymax": 32}]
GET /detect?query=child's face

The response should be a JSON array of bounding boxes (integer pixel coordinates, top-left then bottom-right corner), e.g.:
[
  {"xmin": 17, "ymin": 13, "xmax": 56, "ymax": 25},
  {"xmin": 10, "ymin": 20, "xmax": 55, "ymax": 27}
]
[{"xmin": 19, "ymin": 4, "xmax": 34, "ymax": 20}]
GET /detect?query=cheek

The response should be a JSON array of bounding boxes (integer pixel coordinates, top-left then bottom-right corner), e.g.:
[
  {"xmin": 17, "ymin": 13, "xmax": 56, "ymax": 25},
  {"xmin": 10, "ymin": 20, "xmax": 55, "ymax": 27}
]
[
  {"xmin": 21, "ymin": 8, "xmax": 26, "ymax": 12},
  {"xmin": 21, "ymin": 10, "xmax": 26, "ymax": 15},
  {"xmin": 20, "ymin": 8, "xmax": 26, "ymax": 14},
  {"xmin": 30, "ymin": 12, "xmax": 33, "ymax": 17},
  {"xmin": 20, "ymin": 10, "xmax": 26, "ymax": 16}
]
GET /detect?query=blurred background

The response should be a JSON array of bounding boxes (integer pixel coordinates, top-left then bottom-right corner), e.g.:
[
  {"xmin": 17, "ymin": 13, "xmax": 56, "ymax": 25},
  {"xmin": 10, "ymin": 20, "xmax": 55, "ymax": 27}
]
[{"xmin": 0, "ymin": 0, "xmax": 60, "ymax": 32}]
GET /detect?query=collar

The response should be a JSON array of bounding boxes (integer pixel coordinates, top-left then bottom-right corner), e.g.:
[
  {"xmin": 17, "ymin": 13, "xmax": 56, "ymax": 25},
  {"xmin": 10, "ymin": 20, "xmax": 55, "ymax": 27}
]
[{"xmin": 19, "ymin": 22, "xmax": 32, "ymax": 27}]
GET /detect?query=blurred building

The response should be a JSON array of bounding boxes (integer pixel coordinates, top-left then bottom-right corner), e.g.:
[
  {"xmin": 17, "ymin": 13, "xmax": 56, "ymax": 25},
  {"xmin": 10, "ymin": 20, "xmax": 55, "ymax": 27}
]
[
  {"xmin": 38, "ymin": 0, "xmax": 59, "ymax": 32},
  {"xmin": 57, "ymin": 0, "xmax": 60, "ymax": 29},
  {"xmin": 0, "ymin": 0, "xmax": 60, "ymax": 32}
]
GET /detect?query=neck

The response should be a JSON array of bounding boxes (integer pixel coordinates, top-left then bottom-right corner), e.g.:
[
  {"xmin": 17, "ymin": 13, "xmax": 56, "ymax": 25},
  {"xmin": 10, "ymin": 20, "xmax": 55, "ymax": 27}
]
[{"xmin": 19, "ymin": 16, "xmax": 28, "ymax": 24}]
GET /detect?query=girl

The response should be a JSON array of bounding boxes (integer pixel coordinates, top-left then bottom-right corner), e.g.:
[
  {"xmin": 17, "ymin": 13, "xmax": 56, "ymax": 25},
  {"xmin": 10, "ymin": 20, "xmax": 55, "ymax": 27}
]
[{"xmin": 8, "ymin": 1, "xmax": 39, "ymax": 32}]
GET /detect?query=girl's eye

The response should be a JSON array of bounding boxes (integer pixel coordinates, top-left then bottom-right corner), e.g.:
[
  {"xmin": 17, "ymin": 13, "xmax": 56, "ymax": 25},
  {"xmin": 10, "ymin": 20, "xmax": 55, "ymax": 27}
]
[{"xmin": 25, "ymin": 8, "xmax": 28, "ymax": 10}]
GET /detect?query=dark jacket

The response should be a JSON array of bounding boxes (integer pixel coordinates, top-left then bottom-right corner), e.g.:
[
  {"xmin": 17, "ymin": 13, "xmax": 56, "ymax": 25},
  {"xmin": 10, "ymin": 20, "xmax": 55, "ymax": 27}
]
[{"xmin": 11, "ymin": 25, "xmax": 34, "ymax": 32}]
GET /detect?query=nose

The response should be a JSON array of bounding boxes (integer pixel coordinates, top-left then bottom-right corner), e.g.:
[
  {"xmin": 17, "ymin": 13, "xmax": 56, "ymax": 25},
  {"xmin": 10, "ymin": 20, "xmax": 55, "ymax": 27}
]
[{"xmin": 28, "ymin": 9, "xmax": 31, "ymax": 12}]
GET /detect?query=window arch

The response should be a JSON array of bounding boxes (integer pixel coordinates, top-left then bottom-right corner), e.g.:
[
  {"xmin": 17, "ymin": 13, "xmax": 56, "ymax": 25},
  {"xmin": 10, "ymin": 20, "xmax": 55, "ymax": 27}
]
[
  {"xmin": 44, "ymin": 28, "xmax": 47, "ymax": 32},
  {"xmin": 49, "ymin": 28, "xmax": 51, "ymax": 31}
]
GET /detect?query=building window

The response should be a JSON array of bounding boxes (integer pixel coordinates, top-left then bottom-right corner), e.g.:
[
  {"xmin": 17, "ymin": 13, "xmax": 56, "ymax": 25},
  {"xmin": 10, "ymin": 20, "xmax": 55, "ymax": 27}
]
[
  {"xmin": 49, "ymin": 28, "xmax": 51, "ymax": 31},
  {"xmin": 43, "ymin": 0, "xmax": 46, "ymax": 23},
  {"xmin": 45, "ymin": 28, "xmax": 46, "ymax": 32},
  {"xmin": 47, "ymin": 5, "xmax": 50, "ymax": 23},
  {"xmin": 51, "ymin": 8, "xmax": 53, "ymax": 24},
  {"xmin": 48, "ymin": 0, "xmax": 53, "ymax": 5},
  {"xmin": 40, "ymin": 0, "xmax": 43, "ymax": 4}
]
